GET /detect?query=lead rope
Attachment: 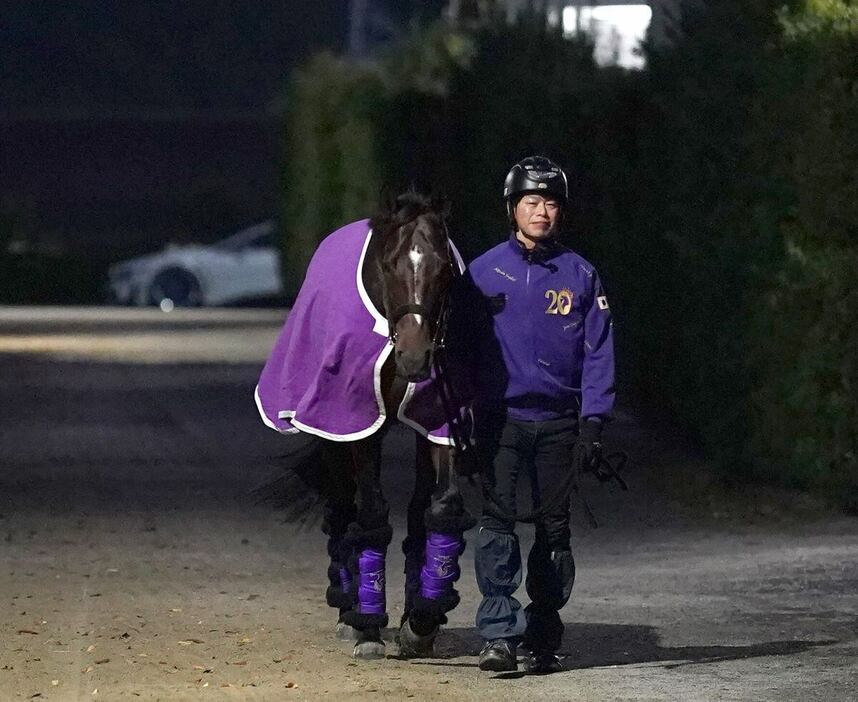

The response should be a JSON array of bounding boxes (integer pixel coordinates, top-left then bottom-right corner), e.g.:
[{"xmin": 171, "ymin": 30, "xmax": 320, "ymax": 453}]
[
  {"xmin": 432, "ymin": 349, "xmax": 629, "ymax": 527},
  {"xmin": 429, "ymin": 240, "xmax": 628, "ymax": 527}
]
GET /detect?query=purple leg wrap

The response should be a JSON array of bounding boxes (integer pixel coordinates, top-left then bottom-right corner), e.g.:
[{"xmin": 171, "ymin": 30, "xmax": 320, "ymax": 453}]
[
  {"xmin": 357, "ymin": 548, "xmax": 386, "ymax": 615},
  {"xmin": 420, "ymin": 532, "xmax": 462, "ymax": 600},
  {"xmin": 339, "ymin": 567, "xmax": 353, "ymax": 593}
]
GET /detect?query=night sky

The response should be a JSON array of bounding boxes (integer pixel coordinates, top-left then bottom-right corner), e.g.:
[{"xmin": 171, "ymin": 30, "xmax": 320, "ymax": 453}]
[{"xmin": 2, "ymin": 2, "xmax": 351, "ymax": 112}]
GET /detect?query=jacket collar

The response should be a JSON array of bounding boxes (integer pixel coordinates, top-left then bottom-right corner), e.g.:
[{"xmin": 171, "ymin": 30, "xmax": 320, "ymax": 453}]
[{"xmin": 507, "ymin": 233, "xmax": 564, "ymax": 264}]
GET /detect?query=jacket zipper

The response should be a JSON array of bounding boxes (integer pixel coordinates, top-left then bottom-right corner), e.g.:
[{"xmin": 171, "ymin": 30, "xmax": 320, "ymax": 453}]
[{"xmin": 525, "ymin": 253, "xmax": 534, "ymax": 392}]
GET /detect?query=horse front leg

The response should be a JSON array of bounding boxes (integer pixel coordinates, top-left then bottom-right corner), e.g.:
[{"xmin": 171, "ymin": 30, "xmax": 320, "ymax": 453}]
[
  {"xmin": 341, "ymin": 435, "xmax": 392, "ymax": 659},
  {"xmin": 401, "ymin": 434, "xmax": 434, "ymax": 628},
  {"xmin": 398, "ymin": 439, "xmax": 476, "ymax": 657}
]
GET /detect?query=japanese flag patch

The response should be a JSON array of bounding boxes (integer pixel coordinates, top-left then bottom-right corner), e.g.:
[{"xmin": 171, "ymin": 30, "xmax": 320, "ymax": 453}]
[{"xmin": 597, "ymin": 295, "xmax": 609, "ymax": 310}]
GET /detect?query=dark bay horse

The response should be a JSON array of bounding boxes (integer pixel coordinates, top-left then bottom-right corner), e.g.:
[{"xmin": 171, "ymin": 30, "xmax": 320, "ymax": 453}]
[{"xmin": 256, "ymin": 192, "xmax": 476, "ymax": 659}]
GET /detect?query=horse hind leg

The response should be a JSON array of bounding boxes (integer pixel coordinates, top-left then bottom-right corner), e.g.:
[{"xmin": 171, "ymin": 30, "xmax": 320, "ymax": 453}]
[
  {"xmin": 317, "ymin": 443, "xmax": 359, "ymax": 640},
  {"xmin": 339, "ymin": 437, "xmax": 392, "ymax": 659}
]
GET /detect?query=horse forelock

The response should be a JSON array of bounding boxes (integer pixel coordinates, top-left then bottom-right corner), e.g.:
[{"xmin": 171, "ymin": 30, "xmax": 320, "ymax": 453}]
[{"xmin": 369, "ymin": 191, "xmax": 449, "ymax": 242}]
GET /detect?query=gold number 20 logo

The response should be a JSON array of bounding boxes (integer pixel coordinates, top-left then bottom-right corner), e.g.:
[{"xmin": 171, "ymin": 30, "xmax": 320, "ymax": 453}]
[{"xmin": 545, "ymin": 288, "xmax": 574, "ymax": 315}]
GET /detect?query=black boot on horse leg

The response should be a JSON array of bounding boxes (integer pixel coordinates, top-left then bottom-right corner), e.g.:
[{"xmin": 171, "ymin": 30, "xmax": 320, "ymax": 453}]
[
  {"xmin": 399, "ymin": 442, "xmax": 476, "ymax": 658},
  {"xmin": 340, "ymin": 436, "xmax": 393, "ymax": 659}
]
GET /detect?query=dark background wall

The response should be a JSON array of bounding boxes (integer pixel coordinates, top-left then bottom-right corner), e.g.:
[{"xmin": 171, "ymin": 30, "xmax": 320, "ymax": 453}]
[{"xmin": 0, "ymin": 1, "xmax": 441, "ymax": 258}]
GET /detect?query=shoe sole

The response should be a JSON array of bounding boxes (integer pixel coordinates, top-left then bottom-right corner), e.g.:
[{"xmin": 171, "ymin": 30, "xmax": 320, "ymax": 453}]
[
  {"xmin": 524, "ymin": 664, "xmax": 561, "ymax": 674},
  {"xmin": 523, "ymin": 655, "xmax": 561, "ymax": 674},
  {"xmin": 479, "ymin": 658, "xmax": 517, "ymax": 672}
]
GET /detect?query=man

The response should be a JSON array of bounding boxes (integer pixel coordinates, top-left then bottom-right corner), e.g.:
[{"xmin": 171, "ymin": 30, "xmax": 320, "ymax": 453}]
[{"xmin": 469, "ymin": 155, "xmax": 615, "ymax": 673}]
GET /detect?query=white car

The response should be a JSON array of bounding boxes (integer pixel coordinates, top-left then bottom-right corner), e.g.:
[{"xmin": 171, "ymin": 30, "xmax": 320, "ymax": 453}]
[{"xmin": 107, "ymin": 220, "xmax": 283, "ymax": 308}]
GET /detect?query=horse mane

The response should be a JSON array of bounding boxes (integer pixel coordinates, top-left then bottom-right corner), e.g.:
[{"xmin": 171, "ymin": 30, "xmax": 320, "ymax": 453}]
[{"xmin": 369, "ymin": 189, "xmax": 450, "ymax": 235}]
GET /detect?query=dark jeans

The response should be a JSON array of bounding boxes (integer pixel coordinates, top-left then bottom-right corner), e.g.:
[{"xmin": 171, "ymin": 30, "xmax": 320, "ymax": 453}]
[{"xmin": 474, "ymin": 412, "xmax": 578, "ymax": 652}]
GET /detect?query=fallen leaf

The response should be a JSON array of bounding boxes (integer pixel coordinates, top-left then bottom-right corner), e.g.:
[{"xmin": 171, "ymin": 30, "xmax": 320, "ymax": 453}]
[
  {"xmin": 177, "ymin": 639, "xmax": 204, "ymax": 645},
  {"xmin": 169, "ymin": 608, "xmax": 182, "ymax": 613},
  {"xmin": 81, "ymin": 666, "xmax": 93, "ymax": 674},
  {"xmin": 95, "ymin": 658, "xmax": 110, "ymax": 665},
  {"xmin": 232, "ymin": 660, "xmax": 247, "ymax": 666},
  {"xmin": 285, "ymin": 681, "xmax": 297, "ymax": 689},
  {"xmin": 17, "ymin": 630, "xmax": 40, "ymax": 635},
  {"xmin": 86, "ymin": 645, "xmax": 96, "ymax": 653}
]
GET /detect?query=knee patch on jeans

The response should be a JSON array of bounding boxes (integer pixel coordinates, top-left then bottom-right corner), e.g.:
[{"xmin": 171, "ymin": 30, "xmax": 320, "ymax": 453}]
[{"xmin": 526, "ymin": 547, "xmax": 575, "ymax": 610}]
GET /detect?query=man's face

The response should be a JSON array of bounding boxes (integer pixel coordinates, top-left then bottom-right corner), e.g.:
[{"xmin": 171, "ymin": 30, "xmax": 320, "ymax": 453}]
[{"xmin": 513, "ymin": 193, "xmax": 562, "ymax": 249}]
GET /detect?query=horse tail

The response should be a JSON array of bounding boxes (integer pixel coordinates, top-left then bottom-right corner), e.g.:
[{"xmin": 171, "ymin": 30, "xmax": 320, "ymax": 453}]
[{"xmin": 251, "ymin": 433, "xmax": 353, "ymax": 528}]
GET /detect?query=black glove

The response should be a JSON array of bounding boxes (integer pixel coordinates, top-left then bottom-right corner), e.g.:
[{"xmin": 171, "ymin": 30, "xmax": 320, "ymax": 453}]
[{"xmin": 572, "ymin": 419, "xmax": 603, "ymax": 480}]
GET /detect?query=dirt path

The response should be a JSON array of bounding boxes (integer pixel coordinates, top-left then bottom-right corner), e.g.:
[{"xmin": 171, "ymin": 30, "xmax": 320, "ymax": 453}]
[{"xmin": 1, "ymin": 308, "xmax": 856, "ymax": 701}]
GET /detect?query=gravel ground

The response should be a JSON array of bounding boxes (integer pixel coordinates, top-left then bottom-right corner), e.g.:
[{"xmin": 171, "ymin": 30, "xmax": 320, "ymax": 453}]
[{"xmin": 1, "ymin": 307, "xmax": 856, "ymax": 701}]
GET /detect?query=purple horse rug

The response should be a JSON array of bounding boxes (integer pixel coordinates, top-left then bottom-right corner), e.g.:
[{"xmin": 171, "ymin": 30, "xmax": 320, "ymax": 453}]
[{"xmin": 255, "ymin": 219, "xmax": 467, "ymax": 445}]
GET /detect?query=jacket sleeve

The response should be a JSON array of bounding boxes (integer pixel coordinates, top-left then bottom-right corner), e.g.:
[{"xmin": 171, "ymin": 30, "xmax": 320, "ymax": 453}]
[{"xmin": 581, "ymin": 271, "xmax": 615, "ymax": 420}]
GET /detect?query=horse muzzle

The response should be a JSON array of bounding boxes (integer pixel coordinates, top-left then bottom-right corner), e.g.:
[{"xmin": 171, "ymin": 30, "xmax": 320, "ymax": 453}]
[{"xmin": 395, "ymin": 347, "xmax": 433, "ymax": 383}]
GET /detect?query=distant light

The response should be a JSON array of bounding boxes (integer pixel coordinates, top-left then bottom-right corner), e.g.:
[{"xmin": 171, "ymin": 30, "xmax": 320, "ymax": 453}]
[{"xmin": 562, "ymin": 4, "xmax": 653, "ymax": 69}]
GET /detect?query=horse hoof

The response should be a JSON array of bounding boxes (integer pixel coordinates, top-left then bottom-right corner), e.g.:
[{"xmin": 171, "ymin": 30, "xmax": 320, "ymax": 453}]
[
  {"xmin": 336, "ymin": 622, "xmax": 358, "ymax": 640},
  {"xmin": 397, "ymin": 619, "xmax": 438, "ymax": 658},
  {"xmin": 353, "ymin": 640, "xmax": 386, "ymax": 659}
]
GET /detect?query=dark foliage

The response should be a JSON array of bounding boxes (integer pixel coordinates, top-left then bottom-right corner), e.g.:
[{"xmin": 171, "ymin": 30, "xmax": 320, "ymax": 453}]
[{"xmin": 280, "ymin": 1, "xmax": 858, "ymax": 504}]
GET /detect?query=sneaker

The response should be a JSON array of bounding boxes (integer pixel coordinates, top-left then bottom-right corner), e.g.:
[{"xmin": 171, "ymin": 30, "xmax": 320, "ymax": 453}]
[
  {"xmin": 523, "ymin": 649, "xmax": 562, "ymax": 674},
  {"xmin": 478, "ymin": 639, "xmax": 517, "ymax": 672}
]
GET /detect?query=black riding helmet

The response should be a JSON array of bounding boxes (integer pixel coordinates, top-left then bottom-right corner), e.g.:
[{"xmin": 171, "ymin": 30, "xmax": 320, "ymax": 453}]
[{"xmin": 503, "ymin": 155, "xmax": 569, "ymax": 221}]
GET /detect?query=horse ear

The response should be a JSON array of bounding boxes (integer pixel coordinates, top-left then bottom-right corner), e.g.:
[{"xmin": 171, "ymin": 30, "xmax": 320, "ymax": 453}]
[
  {"xmin": 378, "ymin": 185, "xmax": 397, "ymax": 217},
  {"xmin": 433, "ymin": 194, "xmax": 452, "ymax": 220}
]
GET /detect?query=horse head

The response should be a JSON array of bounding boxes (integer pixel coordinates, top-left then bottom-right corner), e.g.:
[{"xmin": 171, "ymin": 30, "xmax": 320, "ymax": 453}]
[{"xmin": 370, "ymin": 191, "xmax": 454, "ymax": 383}]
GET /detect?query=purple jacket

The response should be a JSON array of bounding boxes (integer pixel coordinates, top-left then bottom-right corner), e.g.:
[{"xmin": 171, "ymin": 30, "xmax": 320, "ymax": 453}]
[
  {"xmin": 469, "ymin": 235, "xmax": 615, "ymax": 422},
  {"xmin": 255, "ymin": 219, "xmax": 468, "ymax": 444}
]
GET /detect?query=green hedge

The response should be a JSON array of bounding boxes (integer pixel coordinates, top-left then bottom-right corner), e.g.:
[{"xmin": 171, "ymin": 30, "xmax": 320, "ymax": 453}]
[
  {"xmin": 278, "ymin": 53, "xmax": 384, "ymax": 299},
  {"xmin": 279, "ymin": 2, "xmax": 858, "ymax": 505}
]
